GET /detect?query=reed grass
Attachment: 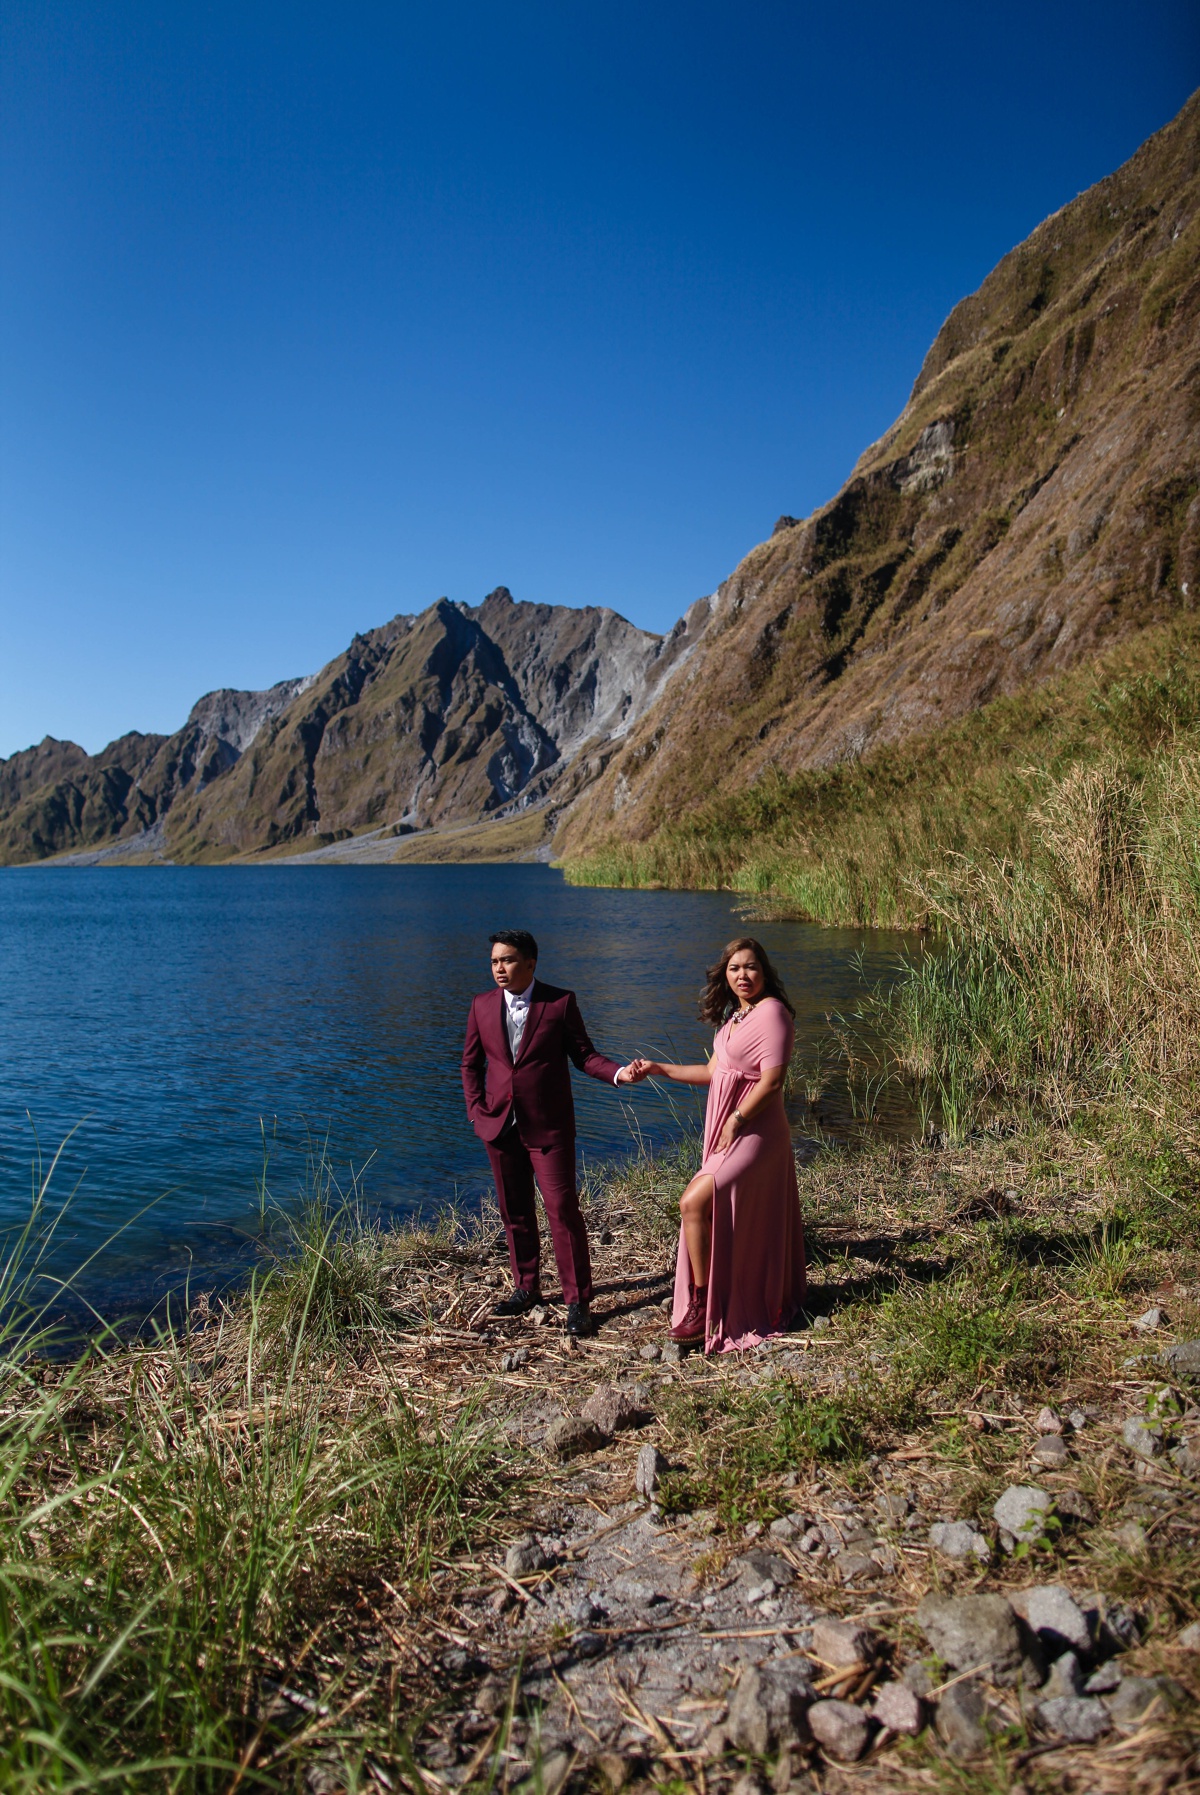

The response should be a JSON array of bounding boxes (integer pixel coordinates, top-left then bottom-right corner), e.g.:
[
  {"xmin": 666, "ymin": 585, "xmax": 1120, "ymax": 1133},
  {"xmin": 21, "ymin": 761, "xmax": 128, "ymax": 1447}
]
[{"xmin": 0, "ymin": 1154, "xmax": 513, "ymax": 1791}]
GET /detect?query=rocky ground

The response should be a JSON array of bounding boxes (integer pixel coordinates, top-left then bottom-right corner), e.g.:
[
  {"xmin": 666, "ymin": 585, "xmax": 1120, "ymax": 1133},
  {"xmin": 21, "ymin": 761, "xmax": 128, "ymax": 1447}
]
[{"xmin": 310, "ymin": 1128, "xmax": 1200, "ymax": 1795}]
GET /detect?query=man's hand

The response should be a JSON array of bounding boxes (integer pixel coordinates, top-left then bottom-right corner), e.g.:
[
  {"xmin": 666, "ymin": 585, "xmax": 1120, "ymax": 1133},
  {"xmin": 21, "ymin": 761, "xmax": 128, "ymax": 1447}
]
[{"xmin": 616, "ymin": 1061, "xmax": 652, "ymax": 1085}]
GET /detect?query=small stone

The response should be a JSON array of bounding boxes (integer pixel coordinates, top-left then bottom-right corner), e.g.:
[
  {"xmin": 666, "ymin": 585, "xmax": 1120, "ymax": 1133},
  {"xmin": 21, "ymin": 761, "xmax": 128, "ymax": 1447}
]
[
  {"xmin": 1010, "ymin": 1586, "xmax": 1091, "ymax": 1656},
  {"xmin": 836, "ymin": 1551, "xmax": 878, "ymax": 1583},
  {"xmin": 726, "ymin": 1660, "xmax": 816, "ymax": 1754},
  {"xmin": 929, "ymin": 1520, "xmax": 989, "ymax": 1562},
  {"xmin": 936, "ymin": 1680, "xmax": 990, "ymax": 1759},
  {"xmin": 992, "ymin": 1484, "xmax": 1053, "ymax": 1550},
  {"xmin": 744, "ymin": 1519, "xmax": 763, "ymax": 1540},
  {"xmin": 807, "ymin": 1699, "xmax": 869, "ymax": 1762},
  {"xmin": 902, "ymin": 1661, "xmax": 934, "ymax": 1697},
  {"xmin": 1085, "ymin": 1662, "xmax": 1122, "ymax": 1693},
  {"xmin": 580, "ymin": 1385, "xmax": 644, "ymax": 1437},
  {"xmin": 874, "ymin": 1491, "xmax": 911, "ymax": 1525},
  {"xmin": 1037, "ymin": 1695, "xmax": 1112, "ymax": 1742},
  {"xmin": 871, "ymin": 1679, "xmax": 923, "ymax": 1735},
  {"xmin": 544, "ymin": 1416, "xmax": 606, "ymax": 1460},
  {"xmin": 1068, "ymin": 1408, "xmax": 1087, "ymax": 1431},
  {"xmin": 769, "ymin": 1515, "xmax": 797, "ymax": 1541},
  {"xmin": 811, "ymin": 1616, "xmax": 879, "ymax": 1668},
  {"xmin": 1098, "ymin": 1600, "xmax": 1143, "ymax": 1652},
  {"xmin": 1161, "ymin": 1339, "xmax": 1200, "ymax": 1380},
  {"xmin": 635, "ymin": 1442, "xmax": 667, "ymax": 1499},
  {"xmin": 810, "ymin": 1314, "xmax": 830, "ymax": 1332},
  {"xmin": 515, "ymin": 1750, "xmax": 571, "ymax": 1795},
  {"xmin": 1034, "ymin": 1406, "xmax": 1062, "ymax": 1434},
  {"xmin": 660, "ymin": 1340, "xmax": 682, "ymax": 1366},
  {"xmin": 573, "ymin": 1595, "xmax": 603, "ymax": 1626},
  {"xmin": 529, "ymin": 1305, "xmax": 547, "ymax": 1327},
  {"xmin": 1054, "ymin": 1488, "xmax": 1095, "ymax": 1523},
  {"xmin": 1114, "ymin": 1519, "xmax": 1148, "ymax": 1553},
  {"xmin": 1135, "ymin": 1306, "xmax": 1166, "ymax": 1332},
  {"xmin": 1032, "ymin": 1433, "xmax": 1069, "ymax": 1466},
  {"xmin": 916, "ymin": 1594, "xmax": 1022, "ymax": 1685},
  {"xmin": 1171, "ymin": 1436, "xmax": 1200, "ymax": 1477},
  {"xmin": 1042, "ymin": 1652, "xmax": 1084, "ymax": 1699},
  {"xmin": 639, "ymin": 1343, "xmax": 661, "ymax": 1362},
  {"xmin": 505, "ymin": 1535, "xmax": 550, "ymax": 1578},
  {"xmin": 1122, "ymin": 1416, "xmax": 1162, "ymax": 1460},
  {"xmin": 1178, "ymin": 1621, "xmax": 1200, "ymax": 1650},
  {"xmin": 1106, "ymin": 1675, "xmax": 1187, "ymax": 1729}
]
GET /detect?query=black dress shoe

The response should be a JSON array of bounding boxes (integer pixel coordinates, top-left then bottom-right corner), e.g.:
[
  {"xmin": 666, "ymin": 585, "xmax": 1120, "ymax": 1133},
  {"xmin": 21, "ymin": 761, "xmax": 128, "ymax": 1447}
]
[
  {"xmin": 493, "ymin": 1286, "xmax": 542, "ymax": 1318},
  {"xmin": 565, "ymin": 1301, "xmax": 594, "ymax": 1338}
]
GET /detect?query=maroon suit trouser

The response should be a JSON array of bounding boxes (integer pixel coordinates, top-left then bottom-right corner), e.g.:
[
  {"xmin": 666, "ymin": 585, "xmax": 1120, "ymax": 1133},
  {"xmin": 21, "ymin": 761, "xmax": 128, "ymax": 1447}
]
[{"xmin": 485, "ymin": 1122, "xmax": 593, "ymax": 1305}]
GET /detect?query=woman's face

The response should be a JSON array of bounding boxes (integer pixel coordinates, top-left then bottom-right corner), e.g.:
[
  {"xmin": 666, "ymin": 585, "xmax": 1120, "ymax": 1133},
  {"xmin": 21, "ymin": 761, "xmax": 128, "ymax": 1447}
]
[{"xmin": 726, "ymin": 950, "xmax": 765, "ymax": 1006}]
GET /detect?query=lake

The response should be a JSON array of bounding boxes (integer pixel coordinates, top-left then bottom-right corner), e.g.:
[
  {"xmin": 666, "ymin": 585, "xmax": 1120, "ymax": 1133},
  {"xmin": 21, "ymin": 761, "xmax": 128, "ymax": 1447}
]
[{"xmin": 0, "ymin": 864, "xmax": 919, "ymax": 1319}]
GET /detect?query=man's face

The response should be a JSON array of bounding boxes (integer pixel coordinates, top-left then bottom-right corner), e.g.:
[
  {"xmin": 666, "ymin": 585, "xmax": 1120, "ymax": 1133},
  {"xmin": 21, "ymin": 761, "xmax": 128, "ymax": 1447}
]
[{"xmin": 490, "ymin": 942, "xmax": 536, "ymax": 994}]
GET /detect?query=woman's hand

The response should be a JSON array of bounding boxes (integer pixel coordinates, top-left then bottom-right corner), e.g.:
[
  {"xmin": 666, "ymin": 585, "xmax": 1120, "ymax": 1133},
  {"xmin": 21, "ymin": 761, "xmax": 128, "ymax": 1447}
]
[
  {"xmin": 626, "ymin": 1058, "xmax": 659, "ymax": 1081},
  {"xmin": 714, "ymin": 1109, "xmax": 743, "ymax": 1154}
]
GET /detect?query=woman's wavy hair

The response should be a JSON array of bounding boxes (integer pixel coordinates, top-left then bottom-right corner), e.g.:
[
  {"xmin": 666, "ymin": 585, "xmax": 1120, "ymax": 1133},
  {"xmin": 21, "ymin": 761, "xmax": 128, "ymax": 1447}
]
[{"xmin": 699, "ymin": 936, "xmax": 796, "ymax": 1026}]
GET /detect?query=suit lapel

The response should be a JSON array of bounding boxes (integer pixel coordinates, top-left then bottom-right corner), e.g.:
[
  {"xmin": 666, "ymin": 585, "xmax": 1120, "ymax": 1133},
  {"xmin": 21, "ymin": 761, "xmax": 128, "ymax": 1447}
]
[{"xmin": 514, "ymin": 980, "xmax": 544, "ymax": 1064}]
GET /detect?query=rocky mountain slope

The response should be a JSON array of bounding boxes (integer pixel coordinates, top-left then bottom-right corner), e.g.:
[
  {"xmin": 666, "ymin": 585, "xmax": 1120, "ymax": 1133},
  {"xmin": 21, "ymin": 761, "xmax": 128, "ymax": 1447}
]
[
  {"xmin": 0, "ymin": 591, "xmax": 707, "ymax": 864},
  {"xmin": 556, "ymin": 91, "xmax": 1200, "ymax": 865}
]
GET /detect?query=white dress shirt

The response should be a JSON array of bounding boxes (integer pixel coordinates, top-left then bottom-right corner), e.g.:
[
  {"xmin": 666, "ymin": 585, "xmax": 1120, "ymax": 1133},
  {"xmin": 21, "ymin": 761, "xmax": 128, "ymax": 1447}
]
[{"xmin": 504, "ymin": 984, "xmax": 532, "ymax": 1058}]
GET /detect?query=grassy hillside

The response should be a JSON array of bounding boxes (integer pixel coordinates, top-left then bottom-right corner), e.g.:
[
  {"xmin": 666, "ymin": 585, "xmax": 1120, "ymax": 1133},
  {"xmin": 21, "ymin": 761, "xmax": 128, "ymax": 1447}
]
[{"xmin": 562, "ymin": 620, "xmax": 1200, "ymax": 927}]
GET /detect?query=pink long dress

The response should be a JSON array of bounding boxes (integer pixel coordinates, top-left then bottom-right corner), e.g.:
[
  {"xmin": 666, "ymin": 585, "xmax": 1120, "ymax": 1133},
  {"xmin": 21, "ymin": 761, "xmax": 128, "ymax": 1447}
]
[{"xmin": 671, "ymin": 996, "xmax": 807, "ymax": 1353}]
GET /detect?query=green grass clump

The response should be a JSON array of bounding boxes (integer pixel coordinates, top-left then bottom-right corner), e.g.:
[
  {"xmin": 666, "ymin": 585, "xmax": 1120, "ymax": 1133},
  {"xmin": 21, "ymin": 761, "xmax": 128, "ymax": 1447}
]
[
  {"xmin": 657, "ymin": 1376, "xmax": 881, "ymax": 1528},
  {"xmin": 0, "ymin": 1169, "xmax": 512, "ymax": 1791}
]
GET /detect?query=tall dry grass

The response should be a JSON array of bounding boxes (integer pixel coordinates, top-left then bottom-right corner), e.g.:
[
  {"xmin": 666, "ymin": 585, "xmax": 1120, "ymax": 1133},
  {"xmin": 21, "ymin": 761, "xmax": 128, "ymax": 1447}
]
[{"xmin": 880, "ymin": 750, "xmax": 1200, "ymax": 1159}]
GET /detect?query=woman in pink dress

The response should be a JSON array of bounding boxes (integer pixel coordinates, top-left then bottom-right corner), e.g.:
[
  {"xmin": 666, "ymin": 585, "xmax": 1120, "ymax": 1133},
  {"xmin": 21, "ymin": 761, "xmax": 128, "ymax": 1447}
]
[{"xmin": 630, "ymin": 937, "xmax": 806, "ymax": 1352}]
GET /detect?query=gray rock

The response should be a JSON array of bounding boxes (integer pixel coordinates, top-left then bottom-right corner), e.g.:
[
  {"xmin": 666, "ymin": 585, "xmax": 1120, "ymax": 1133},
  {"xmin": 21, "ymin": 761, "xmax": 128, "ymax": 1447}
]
[
  {"xmin": 929, "ymin": 1519, "xmax": 989, "ymax": 1562},
  {"xmin": 993, "ymin": 1484, "xmax": 1053, "ymax": 1550},
  {"xmin": 1113, "ymin": 1519, "xmax": 1148, "ymax": 1553},
  {"xmin": 769, "ymin": 1515, "xmax": 797, "ymax": 1541},
  {"xmin": 543, "ymin": 1416, "xmax": 606, "ymax": 1459},
  {"xmin": 807, "ymin": 1699, "xmax": 869, "ymax": 1762},
  {"xmin": 735, "ymin": 1548, "xmax": 793, "ymax": 1590},
  {"xmin": 936, "ymin": 1681, "xmax": 989, "ymax": 1759},
  {"xmin": 874, "ymin": 1491, "xmax": 911, "ymax": 1525},
  {"xmin": 501, "ymin": 1347, "xmax": 530, "ymax": 1371},
  {"xmin": 580, "ymin": 1385, "xmax": 644, "ymax": 1437},
  {"xmin": 1178, "ymin": 1621, "xmax": 1200, "ymax": 1651},
  {"xmin": 515, "ymin": 1749, "xmax": 571, "ymax": 1795},
  {"xmin": 1098, "ymin": 1600, "xmax": 1143, "ymax": 1653},
  {"xmin": 726, "ymin": 1660, "xmax": 816, "ymax": 1754},
  {"xmin": 1171, "ymin": 1435, "xmax": 1200, "ymax": 1477},
  {"xmin": 1162, "ymin": 1338, "xmax": 1200, "ymax": 1380},
  {"xmin": 505, "ymin": 1535, "xmax": 550, "ymax": 1578},
  {"xmin": 573, "ymin": 1594, "xmax": 603, "ymax": 1626},
  {"xmin": 1105, "ymin": 1675, "xmax": 1188, "ymax": 1729},
  {"xmin": 916, "ymin": 1594, "xmax": 1022, "ymax": 1686},
  {"xmin": 871, "ymin": 1679, "xmax": 923, "ymax": 1735},
  {"xmin": 635, "ymin": 1442, "xmax": 667, "ymax": 1499},
  {"xmin": 1034, "ymin": 1406, "xmax": 1062, "ymax": 1434},
  {"xmin": 1032, "ymin": 1433, "xmax": 1069, "ymax": 1466},
  {"xmin": 1085, "ymin": 1661, "xmax": 1122, "ymax": 1693},
  {"xmin": 1054, "ymin": 1487, "xmax": 1096, "ymax": 1523},
  {"xmin": 638, "ymin": 1343, "xmax": 661, "ymax": 1363},
  {"xmin": 1122, "ymin": 1416, "xmax": 1162, "ymax": 1460},
  {"xmin": 836, "ymin": 1551, "xmax": 878, "ymax": 1584},
  {"xmin": 1042, "ymin": 1652, "xmax": 1084, "ymax": 1698},
  {"xmin": 1010, "ymin": 1586, "xmax": 1091, "ymax": 1655},
  {"xmin": 902, "ymin": 1662, "xmax": 935, "ymax": 1697},
  {"xmin": 1037, "ymin": 1696, "xmax": 1112, "ymax": 1742},
  {"xmin": 1136, "ymin": 1306, "xmax": 1166, "ymax": 1332},
  {"xmin": 810, "ymin": 1616, "xmax": 879, "ymax": 1668},
  {"xmin": 660, "ymin": 1340, "xmax": 682, "ymax": 1366}
]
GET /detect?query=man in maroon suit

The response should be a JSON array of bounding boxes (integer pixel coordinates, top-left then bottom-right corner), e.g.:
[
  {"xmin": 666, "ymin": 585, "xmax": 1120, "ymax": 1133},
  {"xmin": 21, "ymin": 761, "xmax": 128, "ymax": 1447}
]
[{"xmin": 462, "ymin": 928, "xmax": 639, "ymax": 1337}]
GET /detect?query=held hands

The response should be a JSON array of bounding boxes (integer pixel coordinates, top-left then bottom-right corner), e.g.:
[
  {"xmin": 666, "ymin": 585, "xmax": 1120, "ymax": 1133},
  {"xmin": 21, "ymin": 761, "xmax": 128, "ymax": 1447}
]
[{"xmin": 617, "ymin": 1058, "xmax": 658, "ymax": 1085}]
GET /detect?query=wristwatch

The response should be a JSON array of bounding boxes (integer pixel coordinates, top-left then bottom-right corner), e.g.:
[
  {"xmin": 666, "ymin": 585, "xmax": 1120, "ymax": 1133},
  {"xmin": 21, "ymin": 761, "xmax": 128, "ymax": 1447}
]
[{"xmin": 731, "ymin": 1108, "xmax": 744, "ymax": 1127}]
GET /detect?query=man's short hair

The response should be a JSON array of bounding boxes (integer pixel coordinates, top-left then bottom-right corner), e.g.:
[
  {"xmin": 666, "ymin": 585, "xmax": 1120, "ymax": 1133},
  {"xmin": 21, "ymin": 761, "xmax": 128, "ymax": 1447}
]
[{"xmin": 490, "ymin": 929, "xmax": 538, "ymax": 961}]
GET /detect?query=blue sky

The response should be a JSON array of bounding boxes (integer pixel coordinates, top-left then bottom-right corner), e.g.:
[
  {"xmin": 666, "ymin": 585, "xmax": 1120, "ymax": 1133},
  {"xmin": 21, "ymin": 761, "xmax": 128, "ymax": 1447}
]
[{"xmin": 1, "ymin": 3, "xmax": 1196, "ymax": 758}]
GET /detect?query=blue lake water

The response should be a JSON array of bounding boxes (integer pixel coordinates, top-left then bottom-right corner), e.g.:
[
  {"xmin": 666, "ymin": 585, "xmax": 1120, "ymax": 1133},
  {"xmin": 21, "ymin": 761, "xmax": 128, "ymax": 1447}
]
[{"xmin": 0, "ymin": 864, "xmax": 919, "ymax": 1319}]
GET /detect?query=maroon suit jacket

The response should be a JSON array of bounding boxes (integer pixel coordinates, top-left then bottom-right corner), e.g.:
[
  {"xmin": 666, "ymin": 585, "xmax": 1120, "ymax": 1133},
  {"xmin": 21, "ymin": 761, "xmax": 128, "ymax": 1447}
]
[{"xmin": 462, "ymin": 980, "xmax": 622, "ymax": 1148}]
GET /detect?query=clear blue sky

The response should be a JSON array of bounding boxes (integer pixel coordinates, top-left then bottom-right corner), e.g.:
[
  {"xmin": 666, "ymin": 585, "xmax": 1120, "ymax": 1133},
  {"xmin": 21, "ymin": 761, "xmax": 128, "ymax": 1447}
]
[{"xmin": 1, "ymin": 2, "xmax": 1196, "ymax": 758}]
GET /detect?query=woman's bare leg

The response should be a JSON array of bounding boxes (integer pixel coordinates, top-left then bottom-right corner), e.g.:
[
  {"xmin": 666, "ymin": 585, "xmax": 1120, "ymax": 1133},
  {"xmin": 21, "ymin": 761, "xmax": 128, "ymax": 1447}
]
[{"xmin": 679, "ymin": 1173, "xmax": 715, "ymax": 1289}]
